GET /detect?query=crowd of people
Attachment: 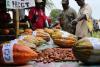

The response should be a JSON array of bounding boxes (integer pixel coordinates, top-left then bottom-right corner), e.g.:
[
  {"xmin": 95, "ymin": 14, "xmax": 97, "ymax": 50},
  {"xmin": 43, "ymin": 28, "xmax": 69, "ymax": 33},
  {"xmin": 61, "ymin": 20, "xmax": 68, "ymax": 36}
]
[
  {"xmin": 27, "ymin": 0, "xmax": 94, "ymax": 39},
  {"xmin": 58, "ymin": 0, "xmax": 94, "ymax": 39},
  {"xmin": 0, "ymin": 0, "xmax": 98, "ymax": 41}
]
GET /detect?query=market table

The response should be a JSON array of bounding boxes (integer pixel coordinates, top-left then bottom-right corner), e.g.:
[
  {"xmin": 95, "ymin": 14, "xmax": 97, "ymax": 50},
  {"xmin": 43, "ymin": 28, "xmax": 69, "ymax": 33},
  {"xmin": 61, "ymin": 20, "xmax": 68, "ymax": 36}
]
[
  {"xmin": 1, "ymin": 40, "xmax": 100, "ymax": 67},
  {"xmin": 1, "ymin": 61, "xmax": 100, "ymax": 67},
  {"xmin": 1, "ymin": 31, "xmax": 100, "ymax": 67}
]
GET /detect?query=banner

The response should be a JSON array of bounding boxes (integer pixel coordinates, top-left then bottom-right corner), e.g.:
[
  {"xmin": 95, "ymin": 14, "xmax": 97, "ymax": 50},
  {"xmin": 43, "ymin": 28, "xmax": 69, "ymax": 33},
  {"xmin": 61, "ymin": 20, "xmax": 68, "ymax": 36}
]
[{"xmin": 6, "ymin": 0, "xmax": 35, "ymax": 9}]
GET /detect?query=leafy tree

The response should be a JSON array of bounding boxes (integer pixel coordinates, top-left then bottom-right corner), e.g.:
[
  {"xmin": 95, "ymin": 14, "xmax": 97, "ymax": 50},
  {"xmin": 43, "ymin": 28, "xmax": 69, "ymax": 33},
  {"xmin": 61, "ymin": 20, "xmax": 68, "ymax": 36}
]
[{"xmin": 50, "ymin": 9, "xmax": 62, "ymax": 23}]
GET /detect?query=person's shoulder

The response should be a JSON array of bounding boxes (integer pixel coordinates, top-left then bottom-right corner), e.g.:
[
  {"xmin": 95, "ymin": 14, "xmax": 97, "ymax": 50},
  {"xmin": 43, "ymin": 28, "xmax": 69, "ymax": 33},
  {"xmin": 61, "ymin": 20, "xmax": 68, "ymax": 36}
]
[
  {"xmin": 85, "ymin": 4, "xmax": 91, "ymax": 8},
  {"xmin": 84, "ymin": 4, "xmax": 92, "ymax": 12},
  {"xmin": 69, "ymin": 7, "xmax": 76, "ymax": 12},
  {"xmin": 69, "ymin": 7, "xmax": 75, "ymax": 10},
  {"xmin": 85, "ymin": 4, "xmax": 90, "ymax": 6}
]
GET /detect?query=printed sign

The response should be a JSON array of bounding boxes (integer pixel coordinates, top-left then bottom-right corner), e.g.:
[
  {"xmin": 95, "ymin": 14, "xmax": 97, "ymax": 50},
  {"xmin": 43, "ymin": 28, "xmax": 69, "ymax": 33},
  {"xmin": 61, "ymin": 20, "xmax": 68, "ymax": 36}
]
[
  {"xmin": 2, "ymin": 43, "xmax": 14, "ymax": 63},
  {"xmin": 6, "ymin": 0, "xmax": 35, "ymax": 9}
]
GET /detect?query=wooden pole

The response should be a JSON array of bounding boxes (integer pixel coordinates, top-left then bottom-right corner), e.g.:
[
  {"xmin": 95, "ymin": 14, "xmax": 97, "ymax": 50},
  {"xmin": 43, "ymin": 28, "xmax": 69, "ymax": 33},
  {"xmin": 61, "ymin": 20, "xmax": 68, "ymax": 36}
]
[{"xmin": 13, "ymin": 9, "xmax": 19, "ymax": 38}]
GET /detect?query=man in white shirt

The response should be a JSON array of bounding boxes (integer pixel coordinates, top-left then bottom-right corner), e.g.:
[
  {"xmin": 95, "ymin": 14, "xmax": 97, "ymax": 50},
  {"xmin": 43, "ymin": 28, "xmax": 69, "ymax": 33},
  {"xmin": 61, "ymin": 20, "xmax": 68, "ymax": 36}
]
[{"xmin": 72, "ymin": 0, "xmax": 93, "ymax": 39}]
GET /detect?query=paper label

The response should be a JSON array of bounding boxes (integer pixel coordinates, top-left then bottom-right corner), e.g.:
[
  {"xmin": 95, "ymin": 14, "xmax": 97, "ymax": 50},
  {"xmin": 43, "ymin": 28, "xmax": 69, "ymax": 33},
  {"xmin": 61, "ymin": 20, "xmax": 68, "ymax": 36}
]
[
  {"xmin": 98, "ymin": 21, "xmax": 100, "ymax": 29},
  {"xmin": 88, "ymin": 38, "xmax": 100, "ymax": 49},
  {"xmin": 60, "ymin": 30, "xmax": 70, "ymax": 38},
  {"xmin": 88, "ymin": 38, "xmax": 100, "ymax": 62},
  {"xmin": 32, "ymin": 31, "xmax": 37, "ymax": 36},
  {"xmin": 10, "ymin": 39, "xmax": 18, "ymax": 45},
  {"xmin": 18, "ymin": 36, "xmax": 24, "ymax": 40},
  {"xmin": 2, "ymin": 43, "xmax": 14, "ymax": 63}
]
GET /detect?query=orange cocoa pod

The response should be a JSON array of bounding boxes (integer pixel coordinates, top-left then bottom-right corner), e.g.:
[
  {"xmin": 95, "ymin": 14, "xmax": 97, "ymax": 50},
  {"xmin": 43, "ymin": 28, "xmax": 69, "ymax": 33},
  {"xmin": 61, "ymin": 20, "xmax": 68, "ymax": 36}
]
[
  {"xmin": 0, "ymin": 44, "xmax": 38, "ymax": 65},
  {"xmin": 24, "ymin": 28, "xmax": 33, "ymax": 35}
]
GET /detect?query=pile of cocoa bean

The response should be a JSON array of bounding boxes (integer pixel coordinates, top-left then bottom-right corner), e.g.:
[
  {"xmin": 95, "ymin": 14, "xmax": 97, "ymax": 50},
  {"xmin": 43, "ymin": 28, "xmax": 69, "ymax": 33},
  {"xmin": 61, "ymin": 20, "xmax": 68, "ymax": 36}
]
[{"xmin": 33, "ymin": 48, "xmax": 78, "ymax": 63}]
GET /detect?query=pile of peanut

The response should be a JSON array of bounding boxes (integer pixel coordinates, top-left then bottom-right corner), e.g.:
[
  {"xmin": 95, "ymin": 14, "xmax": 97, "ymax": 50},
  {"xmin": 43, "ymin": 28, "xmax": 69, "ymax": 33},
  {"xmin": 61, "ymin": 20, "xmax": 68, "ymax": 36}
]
[{"xmin": 34, "ymin": 48, "xmax": 77, "ymax": 63}]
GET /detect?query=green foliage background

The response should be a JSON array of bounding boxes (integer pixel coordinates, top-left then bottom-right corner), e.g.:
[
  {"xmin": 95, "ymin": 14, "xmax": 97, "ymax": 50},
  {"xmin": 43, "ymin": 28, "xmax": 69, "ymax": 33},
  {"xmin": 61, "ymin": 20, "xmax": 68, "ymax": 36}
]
[{"xmin": 50, "ymin": 9, "xmax": 62, "ymax": 23}]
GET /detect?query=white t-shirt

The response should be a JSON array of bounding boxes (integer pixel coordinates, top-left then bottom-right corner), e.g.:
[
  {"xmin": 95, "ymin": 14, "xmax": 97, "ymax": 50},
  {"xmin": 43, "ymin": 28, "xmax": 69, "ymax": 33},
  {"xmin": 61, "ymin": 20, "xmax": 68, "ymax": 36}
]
[{"xmin": 78, "ymin": 4, "xmax": 92, "ymax": 18}]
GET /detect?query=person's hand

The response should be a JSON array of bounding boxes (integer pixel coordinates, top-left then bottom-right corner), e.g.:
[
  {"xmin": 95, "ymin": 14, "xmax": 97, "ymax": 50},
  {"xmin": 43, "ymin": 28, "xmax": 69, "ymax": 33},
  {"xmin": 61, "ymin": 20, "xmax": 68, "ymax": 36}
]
[
  {"xmin": 68, "ymin": 23, "xmax": 72, "ymax": 27},
  {"xmin": 71, "ymin": 19, "xmax": 78, "ymax": 25}
]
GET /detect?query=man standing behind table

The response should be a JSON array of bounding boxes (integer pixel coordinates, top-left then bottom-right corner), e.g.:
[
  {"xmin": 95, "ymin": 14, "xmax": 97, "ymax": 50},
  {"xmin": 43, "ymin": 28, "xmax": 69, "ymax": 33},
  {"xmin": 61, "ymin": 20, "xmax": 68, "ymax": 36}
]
[
  {"xmin": 72, "ymin": 0, "xmax": 94, "ymax": 39},
  {"xmin": 28, "ymin": 0, "xmax": 47, "ymax": 30},
  {"xmin": 59, "ymin": 0, "xmax": 77, "ymax": 34}
]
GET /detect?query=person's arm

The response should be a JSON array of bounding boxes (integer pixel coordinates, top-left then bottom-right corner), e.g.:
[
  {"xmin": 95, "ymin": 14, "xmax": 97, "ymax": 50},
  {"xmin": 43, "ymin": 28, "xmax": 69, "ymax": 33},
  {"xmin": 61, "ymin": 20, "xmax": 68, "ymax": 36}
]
[
  {"xmin": 77, "ymin": 4, "xmax": 92, "ymax": 21},
  {"xmin": 71, "ymin": 14, "xmax": 86, "ymax": 25},
  {"xmin": 58, "ymin": 13, "xmax": 64, "ymax": 27},
  {"xmin": 28, "ymin": 8, "xmax": 35, "ymax": 30},
  {"xmin": 77, "ymin": 14, "xmax": 87, "ymax": 21},
  {"xmin": 72, "ymin": 9, "xmax": 77, "ymax": 19},
  {"xmin": 72, "ymin": 4, "xmax": 92, "ymax": 24}
]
